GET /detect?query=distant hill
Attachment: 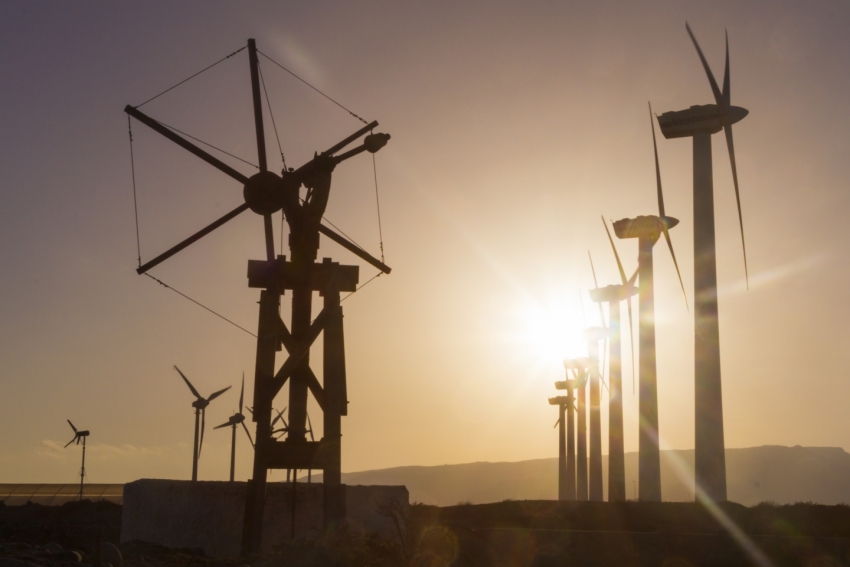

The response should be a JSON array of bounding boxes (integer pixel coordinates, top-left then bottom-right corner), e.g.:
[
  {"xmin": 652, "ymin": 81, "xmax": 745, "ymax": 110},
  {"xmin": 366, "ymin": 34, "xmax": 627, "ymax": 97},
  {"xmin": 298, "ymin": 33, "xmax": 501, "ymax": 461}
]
[{"xmin": 321, "ymin": 446, "xmax": 850, "ymax": 506}]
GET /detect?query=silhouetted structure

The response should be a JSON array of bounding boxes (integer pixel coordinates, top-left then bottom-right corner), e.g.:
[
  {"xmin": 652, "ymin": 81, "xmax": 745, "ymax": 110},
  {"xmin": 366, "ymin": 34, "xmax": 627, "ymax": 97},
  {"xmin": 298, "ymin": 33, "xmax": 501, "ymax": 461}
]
[
  {"xmin": 214, "ymin": 374, "xmax": 254, "ymax": 482},
  {"xmin": 64, "ymin": 420, "xmax": 90, "ymax": 501},
  {"xmin": 612, "ymin": 105, "xmax": 687, "ymax": 502},
  {"xmin": 656, "ymin": 24, "xmax": 749, "ymax": 503},
  {"xmin": 588, "ymin": 239, "xmax": 637, "ymax": 502},
  {"xmin": 173, "ymin": 366, "xmax": 231, "ymax": 482},
  {"xmin": 125, "ymin": 38, "xmax": 390, "ymax": 554}
]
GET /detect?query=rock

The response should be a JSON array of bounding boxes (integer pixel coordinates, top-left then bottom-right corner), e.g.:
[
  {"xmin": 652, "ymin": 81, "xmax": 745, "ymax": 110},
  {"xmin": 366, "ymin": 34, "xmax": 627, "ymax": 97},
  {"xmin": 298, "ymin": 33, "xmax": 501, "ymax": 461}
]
[
  {"xmin": 101, "ymin": 542, "xmax": 122, "ymax": 567},
  {"xmin": 44, "ymin": 542, "xmax": 64, "ymax": 553}
]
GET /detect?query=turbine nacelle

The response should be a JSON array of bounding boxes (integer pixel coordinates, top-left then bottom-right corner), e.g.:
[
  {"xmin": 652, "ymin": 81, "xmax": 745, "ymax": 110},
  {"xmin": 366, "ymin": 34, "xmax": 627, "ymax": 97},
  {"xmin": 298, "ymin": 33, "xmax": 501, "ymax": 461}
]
[
  {"xmin": 588, "ymin": 283, "xmax": 637, "ymax": 303},
  {"xmin": 656, "ymin": 104, "xmax": 748, "ymax": 139},
  {"xmin": 612, "ymin": 215, "xmax": 679, "ymax": 241}
]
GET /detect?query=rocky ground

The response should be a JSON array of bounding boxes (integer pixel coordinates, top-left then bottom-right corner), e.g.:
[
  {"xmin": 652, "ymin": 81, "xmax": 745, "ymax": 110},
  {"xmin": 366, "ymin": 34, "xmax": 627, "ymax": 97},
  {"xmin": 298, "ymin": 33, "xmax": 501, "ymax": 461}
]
[{"xmin": 3, "ymin": 499, "xmax": 850, "ymax": 566}]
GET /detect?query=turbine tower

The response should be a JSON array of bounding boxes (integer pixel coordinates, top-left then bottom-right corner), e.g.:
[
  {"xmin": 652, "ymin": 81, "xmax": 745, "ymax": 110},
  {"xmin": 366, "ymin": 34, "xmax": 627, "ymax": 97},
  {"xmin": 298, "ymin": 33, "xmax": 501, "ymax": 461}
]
[
  {"xmin": 584, "ymin": 326, "xmax": 608, "ymax": 502},
  {"xmin": 551, "ymin": 361, "xmax": 588, "ymax": 501},
  {"xmin": 64, "ymin": 420, "xmax": 90, "ymax": 501},
  {"xmin": 611, "ymin": 105, "xmax": 687, "ymax": 502},
  {"xmin": 588, "ymin": 245, "xmax": 637, "ymax": 502},
  {"xmin": 655, "ymin": 24, "xmax": 749, "ymax": 502},
  {"xmin": 215, "ymin": 373, "xmax": 255, "ymax": 482},
  {"xmin": 174, "ymin": 366, "xmax": 231, "ymax": 482}
]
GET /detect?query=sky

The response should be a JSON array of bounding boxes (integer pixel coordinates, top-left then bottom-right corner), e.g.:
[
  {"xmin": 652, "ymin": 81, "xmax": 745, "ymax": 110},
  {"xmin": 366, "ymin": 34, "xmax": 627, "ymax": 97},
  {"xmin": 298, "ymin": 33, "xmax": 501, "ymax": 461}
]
[{"xmin": 2, "ymin": 0, "xmax": 850, "ymax": 484}]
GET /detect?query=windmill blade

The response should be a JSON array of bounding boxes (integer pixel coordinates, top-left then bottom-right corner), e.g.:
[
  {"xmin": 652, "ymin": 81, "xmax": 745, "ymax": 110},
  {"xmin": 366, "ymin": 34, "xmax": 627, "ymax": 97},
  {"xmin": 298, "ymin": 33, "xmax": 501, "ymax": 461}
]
[
  {"xmin": 214, "ymin": 419, "xmax": 232, "ymax": 430},
  {"xmin": 662, "ymin": 226, "xmax": 689, "ymax": 310},
  {"xmin": 138, "ymin": 203, "xmax": 250, "ymax": 274},
  {"xmin": 263, "ymin": 214, "xmax": 275, "ymax": 262},
  {"xmin": 247, "ymin": 39, "xmax": 268, "ymax": 173},
  {"xmin": 271, "ymin": 407, "xmax": 286, "ymax": 428},
  {"xmin": 626, "ymin": 289, "xmax": 635, "ymax": 395},
  {"xmin": 722, "ymin": 30, "xmax": 731, "ymax": 107},
  {"xmin": 685, "ymin": 23, "xmax": 724, "ymax": 108},
  {"xmin": 306, "ymin": 412, "xmax": 315, "ymax": 442},
  {"xmin": 207, "ymin": 385, "xmax": 232, "ymax": 403},
  {"xmin": 649, "ymin": 102, "xmax": 666, "ymax": 218},
  {"xmin": 124, "ymin": 106, "xmax": 249, "ymax": 185},
  {"xmin": 241, "ymin": 420, "xmax": 255, "ymax": 448},
  {"xmin": 602, "ymin": 217, "xmax": 628, "ymax": 285},
  {"xmin": 67, "ymin": 420, "xmax": 77, "ymax": 433},
  {"xmin": 238, "ymin": 373, "xmax": 245, "ymax": 414},
  {"xmin": 199, "ymin": 407, "xmax": 206, "ymax": 458},
  {"xmin": 553, "ymin": 417, "xmax": 561, "ymax": 429},
  {"xmin": 64, "ymin": 436, "xmax": 77, "ymax": 449},
  {"xmin": 724, "ymin": 124, "xmax": 750, "ymax": 289},
  {"xmin": 174, "ymin": 366, "xmax": 203, "ymax": 400}
]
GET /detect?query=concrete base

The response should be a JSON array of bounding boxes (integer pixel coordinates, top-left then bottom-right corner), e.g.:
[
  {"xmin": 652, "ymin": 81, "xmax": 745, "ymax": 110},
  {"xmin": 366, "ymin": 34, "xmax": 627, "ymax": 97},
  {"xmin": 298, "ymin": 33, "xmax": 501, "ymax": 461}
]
[{"xmin": 121, "ymin": 480, "xmax": 408, "ymax": 557}]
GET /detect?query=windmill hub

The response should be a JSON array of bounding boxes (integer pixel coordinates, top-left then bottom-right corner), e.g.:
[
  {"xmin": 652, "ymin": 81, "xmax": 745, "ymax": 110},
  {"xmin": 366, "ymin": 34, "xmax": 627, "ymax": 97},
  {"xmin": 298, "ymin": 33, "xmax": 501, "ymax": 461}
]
[
  {"xmin": 192, "ymin": 399, "xmax": 210, "ymax": 410},
  {"xmin": 589, "ymin": 284, "xmax": 637, "ymax": 303},
  {"xmin": 243, "ymin": 171, "xmax": 284, "ymax": 215}
]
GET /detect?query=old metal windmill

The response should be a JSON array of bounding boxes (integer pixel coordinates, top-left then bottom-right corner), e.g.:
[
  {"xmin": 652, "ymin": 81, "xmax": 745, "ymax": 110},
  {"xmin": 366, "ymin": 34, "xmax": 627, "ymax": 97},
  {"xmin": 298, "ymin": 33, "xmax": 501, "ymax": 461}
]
[
  {"xmin": 655, "ymin": 24, "xmax": 750, "ymax": 503},
  {"xmin": 125, "ymin": 39, "xmax": 391, "ymax": 554}
]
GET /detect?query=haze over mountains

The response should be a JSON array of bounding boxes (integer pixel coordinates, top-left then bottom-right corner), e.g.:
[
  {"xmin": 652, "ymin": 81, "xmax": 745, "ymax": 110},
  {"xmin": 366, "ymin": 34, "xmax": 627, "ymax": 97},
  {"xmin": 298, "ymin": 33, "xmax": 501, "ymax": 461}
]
[{"xmin": 324, "ymin": 446, "xmax": 850, "ymax": 506}]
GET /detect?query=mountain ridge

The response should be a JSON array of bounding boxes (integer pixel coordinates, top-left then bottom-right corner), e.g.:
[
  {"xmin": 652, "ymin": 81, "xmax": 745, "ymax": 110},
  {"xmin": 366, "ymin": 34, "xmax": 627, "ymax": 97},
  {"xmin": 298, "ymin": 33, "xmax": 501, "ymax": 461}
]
[{"xmin": 317, "ymin": 446, "xmax": 850, "ymax": 506}]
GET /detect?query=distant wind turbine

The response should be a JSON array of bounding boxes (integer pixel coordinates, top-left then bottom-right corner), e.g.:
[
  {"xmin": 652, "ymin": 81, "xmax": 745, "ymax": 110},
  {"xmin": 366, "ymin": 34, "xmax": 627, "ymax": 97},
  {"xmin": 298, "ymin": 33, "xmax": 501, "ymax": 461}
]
[
  {"xmin": 174, "ymin": 365, "xmax": 231, "ymax": 482},
  {"xmin": 65, "ymin": 420, "xmax": 90, "ymax": 501},
  {"xmin": 214, "ymin": 373, "xmax": 254, "ymax": 482}
]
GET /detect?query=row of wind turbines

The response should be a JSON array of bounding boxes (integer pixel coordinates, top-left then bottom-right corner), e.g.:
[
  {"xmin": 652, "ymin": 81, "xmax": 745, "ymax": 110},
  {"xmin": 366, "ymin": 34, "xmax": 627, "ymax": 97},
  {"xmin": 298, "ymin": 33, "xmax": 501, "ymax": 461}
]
[
  {"xmin": 174, "ymin": 366, "xmax": 314, "ymax": 482},
  {"xmin": 550, "ymin": 23, "xmax": 749, "ymax": 503}
]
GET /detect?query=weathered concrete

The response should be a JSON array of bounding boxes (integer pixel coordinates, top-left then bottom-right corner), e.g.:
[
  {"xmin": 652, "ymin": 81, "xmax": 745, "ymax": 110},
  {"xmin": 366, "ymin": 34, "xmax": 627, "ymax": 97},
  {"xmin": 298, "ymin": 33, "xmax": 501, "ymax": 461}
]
[{"xmin": 121, "ymin": 480, "xmax": 408, "ymax": 557}]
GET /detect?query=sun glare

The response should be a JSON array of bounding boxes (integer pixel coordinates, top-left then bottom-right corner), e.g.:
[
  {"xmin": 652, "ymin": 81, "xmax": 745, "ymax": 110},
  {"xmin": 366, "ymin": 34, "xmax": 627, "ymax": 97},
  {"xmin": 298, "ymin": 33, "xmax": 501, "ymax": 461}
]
[{"xmin": 505, "ymin": 294, "xmax": 591, "ymax": 370}]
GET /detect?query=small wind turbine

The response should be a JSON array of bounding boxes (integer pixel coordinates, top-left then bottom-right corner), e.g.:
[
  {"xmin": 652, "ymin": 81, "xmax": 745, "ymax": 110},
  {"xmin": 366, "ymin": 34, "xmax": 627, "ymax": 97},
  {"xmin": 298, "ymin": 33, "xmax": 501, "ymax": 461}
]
[
  {"xmin": 214, "ymin": 373, "xmax": 254, "ymax": 482},
  {"xmin": 64, "ymin": 420, "xmax": 90, "ymax": 501},
  {"xmin": 173, "ymin": 365, "xmax": 231, "ymax": 482}
]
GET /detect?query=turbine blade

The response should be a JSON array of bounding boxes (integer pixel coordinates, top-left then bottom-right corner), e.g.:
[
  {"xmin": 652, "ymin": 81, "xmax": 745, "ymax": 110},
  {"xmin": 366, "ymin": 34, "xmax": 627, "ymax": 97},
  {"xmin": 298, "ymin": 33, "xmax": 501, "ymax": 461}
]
[
  {"xmin": 241, "ymin": 420, "xmax": 255, "ymax": 448},
  {"xmin": 239, "ymin": 373, "xmax": 245, "ymax": 414},
  {"xmin": 724, "ymin": 124, "xmax": 750, "ymax": 289},
  {"xmin": 588, "ymin": 251, "xmax": 599, "ymax": 288},
  {"xmin": 722, "ymin": 30, "xmax": 731, "ymax": 107},
  {"xmin": 602, "ymin": 216, "xmax": 628, "ymax": 285},
  {"xmin": 199, "ymin": 408, "xmax": 206, "ymax": 458},
  {"xmin": 686, "ymin": 22, "xmax": 724, "ymax": 108},
  {"xmin": 662, "ymin": 225, "xmax": 689, "ymax": 310},
  {"xmin": 214, "ymin": 420, "xmax": 231, "ymax": 430},
  {"xmin": 67, "ymin": 420, "xmax": 77, "ymax": 433},
  {"xmin": 306, "ymin": 412, "xmax": 315, "ymax": 442},
  {"xmin": 207, "ymin": 385, "xmax": 232, "ymax": 403},
  {"xmin": 174, "ymin": 366, "xmax": 203, "ymax": 400},
  {"xmin": 628, "ymin": 267, "xmax": 639, "ymax": 286},
  {"xmin": 649, "ymin": 101, "xmax": 665, "ymax": 218},
  {"xmin": 554, "ymin": 417, "xmax": 561, "ymax": 429},
  {"xmin": 64, "ymin": 437, "xmax": 76, "ymax": 448}
]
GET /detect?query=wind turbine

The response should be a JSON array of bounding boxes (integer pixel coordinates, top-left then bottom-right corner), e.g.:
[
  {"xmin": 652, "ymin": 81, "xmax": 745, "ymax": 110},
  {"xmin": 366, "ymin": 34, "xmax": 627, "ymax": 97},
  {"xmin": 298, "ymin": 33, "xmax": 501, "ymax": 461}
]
[
  {"xmin": 588, "ymin": 243, "xmax": 637, "ymax": 502},
  {"xmin": 552, "ymin": 360, "xmax": 589, "ymax": 501},
  {"xmin": 174, "ymin": 365, "xmax": 231, "ymax": 482},
  {"xmin": 64, "ymin": 420, "xmax": 90, "ymax": 501},
  {"xmin": 611, "ymin": 104, "xmax": 687, "ymax": 502},
  {"xmin": 583, "ymin": 325, "xmax": 608, "ymax": 502},
  {"xmin": 655, "ymin": 23, "xmax": 750, "ymax": 502},
  {"xmin": 215, "ymin": 374, "xmax": 254, "ymax": 482}
]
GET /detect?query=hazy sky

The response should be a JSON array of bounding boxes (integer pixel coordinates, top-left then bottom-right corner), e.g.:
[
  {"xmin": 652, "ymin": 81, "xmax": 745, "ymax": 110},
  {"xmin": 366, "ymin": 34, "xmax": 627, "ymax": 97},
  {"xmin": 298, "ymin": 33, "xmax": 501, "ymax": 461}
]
[{"xmin": 2, "ymin": 1, "xmax": 850, "ymax": 484}]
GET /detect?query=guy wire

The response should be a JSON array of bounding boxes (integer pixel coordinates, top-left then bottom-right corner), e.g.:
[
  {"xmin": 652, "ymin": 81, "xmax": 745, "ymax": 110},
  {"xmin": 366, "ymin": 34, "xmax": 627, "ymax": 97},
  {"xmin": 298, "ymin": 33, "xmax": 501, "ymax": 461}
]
[
  {"xmin": 372, "ymin": 153, "xmax": 385, "ymax": 263},
  {"xmin": 257, "ymin": 50, "xmax": 369, "ymax": 125},
  {"xmin": 137, "ymin": 45, "xmax": 247, "ymax": 108},
  {"xmin": 144, "ymin": 273, "xmax": 257, "ymax": 338}
]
